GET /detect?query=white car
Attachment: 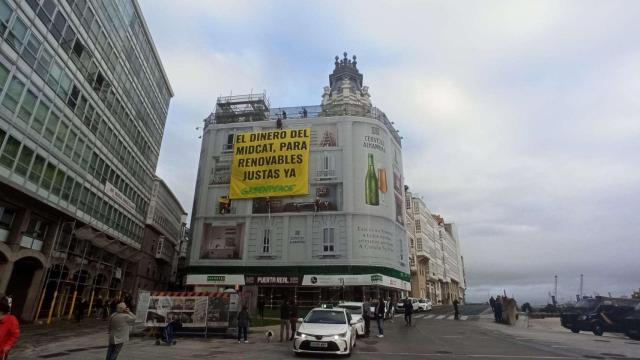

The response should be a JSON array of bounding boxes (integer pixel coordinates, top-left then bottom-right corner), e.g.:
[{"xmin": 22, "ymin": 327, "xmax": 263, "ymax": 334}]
[
  {"xmin": 396, "ymin": 298, "xmax": 419, "ymax": 312},
  {"xmin": 417, "ymin": 298, "xmax": 433, "ymax": 311},
  {"xmin": 336, "ymin": 302, "xmax": 366, "ymax": 336},
  {"xmin": 293, "ymin": 307, "xmax": 357, "ymax": 356}
]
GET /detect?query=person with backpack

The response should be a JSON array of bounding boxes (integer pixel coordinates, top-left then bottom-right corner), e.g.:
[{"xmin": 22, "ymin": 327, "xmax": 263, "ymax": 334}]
[{"xmin": 404, "ymin": 298, "xmax": 413, "ymax": 326}]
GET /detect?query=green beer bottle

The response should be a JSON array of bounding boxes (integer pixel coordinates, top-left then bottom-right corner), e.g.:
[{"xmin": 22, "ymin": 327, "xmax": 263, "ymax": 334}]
[{"xmin": 365, "ymin": 153, "xmax": 379, "ymax": 206}]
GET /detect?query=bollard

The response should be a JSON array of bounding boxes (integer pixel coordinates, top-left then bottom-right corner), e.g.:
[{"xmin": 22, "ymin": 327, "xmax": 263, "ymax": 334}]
[
  {"xmin": 35, "ymin": 288, "xmax": 47, "ymax": 322},
  {"xmin": 87, "ymin": 290, "xmax": 95, "ymax": 319},
  {"xmin": 47, "ymin": 290, "xmax": 58, "ymax": 325},
  {"xmin": 67, "ymin": 290, "xmax": 78, "ymax": 320}
]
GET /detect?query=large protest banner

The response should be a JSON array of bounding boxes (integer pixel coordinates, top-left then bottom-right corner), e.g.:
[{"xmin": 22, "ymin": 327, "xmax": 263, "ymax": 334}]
[{"xmin": 230, "ymin": 128, "xmax": 311, "ymax": 199}]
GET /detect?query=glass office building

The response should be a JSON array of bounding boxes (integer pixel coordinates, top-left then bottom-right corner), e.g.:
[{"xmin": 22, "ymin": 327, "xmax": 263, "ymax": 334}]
[{"xmin": 0, "ymin": 0, "xmax": 172, "ymax": 321}]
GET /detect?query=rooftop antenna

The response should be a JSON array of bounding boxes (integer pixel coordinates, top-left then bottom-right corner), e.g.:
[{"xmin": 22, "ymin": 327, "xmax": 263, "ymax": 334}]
[
  {"xmin": 579, "ymin": 274, "xmax": 583, "ymax": 299},
  {"xmin": 554, "ymin": 275, "xmax": 558, "ymax": 301}
]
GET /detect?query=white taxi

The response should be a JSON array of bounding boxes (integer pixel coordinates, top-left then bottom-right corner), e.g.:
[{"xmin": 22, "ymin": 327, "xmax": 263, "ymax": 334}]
[
  {"xmin": 336, "ymin": 302, "xmax": 366, "ymax": 336},
  {"xmin": 293, "ymin": 307, "xmax": 357, "ymax": 356}
]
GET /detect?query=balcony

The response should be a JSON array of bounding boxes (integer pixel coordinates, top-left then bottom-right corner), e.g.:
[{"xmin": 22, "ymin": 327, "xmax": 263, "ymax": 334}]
[{"xmin": 315, "ymin": 169, "xmax": 337, "ymax": 180}]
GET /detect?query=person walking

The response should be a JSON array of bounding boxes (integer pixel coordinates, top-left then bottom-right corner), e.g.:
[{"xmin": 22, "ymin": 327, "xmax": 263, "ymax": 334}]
[
  {"xmin": 362, "ymin": 300, "xmax": 371, "ymax": 337},
  {"xmin": 0, "ymin": 297, "xmax": 19, "ymax": 360},
  {"xmin": 288, "ymin": 300, "xmax": 298, "ymax": 341},
  {"xmin": 494, "ymin": 296, "xmax": 503, "ymax": 323},
  {"xmin": 489, "ymin": 296, "xmax": 496, "ymax": 313},
  {"xmin": 237, "ymin": 305, "xmax": 250, "ymax": 343},
  {"xmin": 257, "ymin": 297, "xmax": 265, "ymax": 319},
  {"xmin": 403, "ymin": 298, "xmax": 413, "ymax": 326},
  {"xmin": 75, "ymin": 297, "xmax": 86, "ymax": 322},
  {"xmin": 375, "ymin": 298, "xmax": 385, "ymax": 338},
  {"xmin": 279, "ymin": 298, "xmax": 290, "ymax": 342},
  {"xmin": 453, "ymin": 299, "xmax": 460, "ymax": 320},
  {"xmin": 105, "ymin": 302, "xmax": 136, "ymax": 360}
]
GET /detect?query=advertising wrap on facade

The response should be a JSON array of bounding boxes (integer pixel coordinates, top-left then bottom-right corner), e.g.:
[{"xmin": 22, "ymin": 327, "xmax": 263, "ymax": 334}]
[
  {"xmin": 199, "ymin": 224, "xmax": 245, "ymax": 260},
  {"xmin": 352, "ymin": 123, "xmax": 404, "ymax": 225},
  {"xmin": 145, "ymin": 295, "xmax": 209, "ymax": 327},
  {"xmin": 230, "ymin": 128, "xmax": 311, "ymax": 199}
]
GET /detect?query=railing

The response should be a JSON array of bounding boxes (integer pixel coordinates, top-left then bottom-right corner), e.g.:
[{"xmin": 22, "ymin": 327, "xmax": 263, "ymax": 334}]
[
  {"xmin": 206, "ymin": 104, "xmax": 402, "ymax": 145},
  {"xmin": 315, "ymin": 169, "xmax": 337, "ymax": 178}
]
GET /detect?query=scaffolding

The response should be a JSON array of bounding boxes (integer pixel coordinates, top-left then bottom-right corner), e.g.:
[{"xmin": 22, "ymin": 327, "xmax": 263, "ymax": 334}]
[{"xmin": 213, "ymin": 93, "xmax": 270, "ymax": 124}]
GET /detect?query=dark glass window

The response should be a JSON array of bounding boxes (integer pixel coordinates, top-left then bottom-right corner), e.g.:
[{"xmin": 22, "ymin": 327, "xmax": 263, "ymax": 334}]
[{"xmin": 51, "ymin": 11, "xmax": 66, "ymax": 42}]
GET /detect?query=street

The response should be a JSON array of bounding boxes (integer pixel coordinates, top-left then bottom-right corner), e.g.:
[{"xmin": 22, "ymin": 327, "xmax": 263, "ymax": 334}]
[{"xmin": 10, "ymin": 306, "xmax": 640, "ymax": 359}]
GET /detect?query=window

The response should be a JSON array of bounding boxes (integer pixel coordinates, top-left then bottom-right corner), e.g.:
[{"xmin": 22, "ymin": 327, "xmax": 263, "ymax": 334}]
[
  {"xmin": 322, "ymin": 228, "xmax": 335, "ymax": 254},
  {"xmin": 31, "ymin": 101, "xmax": 48, "ymax": 134},
  {"xmin": 43, "ymin": 112, "xmax": 59, "ymax": 142},
  {"xmin": 417, "ymin": 238, "xmax": 423, "ymax": 251},
  {"xmin": 2, "ymin": 76, "xmax": 25, "ymax": 113},
  {"xmin": 41, "ymin": 162, "xmax": 56, "ymax": 191},
  {"xmin": 37, "ymin": 0, "xmax": 56, "ymax": 28},
  {"xmin": 25, "ymin": 217, "xmax": 48, "ymax": 241},
  {"xmin": 17, "ymin": 89, "xmax": 37, "ymax": 123},
  {"xmin": 21, "ymin": 33, "xmax": 42, "ymax": 67},
  {"xmin": 72, "ymin": 138, "xmax": 84, "ymax": 164},
  {"xmin": 46, "ymin": 61, "xmax": 62, "ymax": 90},
  {"xmin": 53, "ymin": 121, "xmax": 68, "ymax": 150},
  {"xmin": 0, "ymin": 63, "xmax": 9, "ymax": 92},
  {"xmin": 51, "ymin": 11, "xmax": 66, "ymax": 42},
  {"xmin": 14, "ymin": 144, "xmax": 34, "ymax": 177},
  {"xmin": 61, "ymin": 175, "xmax": 73, "ymax": 201},
  {"xmin": 7, "ymin": 17, "xmax": 27, "ymax": 50},
  {"xmin": 0, "ymin": 0, "xmax": 13, "ymax": 36},
  {"xmin": 60, "ymin": 25, "xmax": 75, "ymax": 53},
  {"xmin": 51, "ymin": 168, "xmax": 65, "ymax": 196},
  {"xmin": 35, "ymin": 49, "xmax": 53, "ymax": 80},
  {"xmin": 410, "ymin": 238, "xmax": 414, "ymax": 248},
  {"xmin": 262, "ymin": 228, "xmax": 270, "ymax": 254},
  {"xmin": 63, "ymin": 130, "xmax": 76, "ymax": 157},
  {"xmin": 415, "ymin": 219, "xmax": 422, "ymax": 233},
  {"xmin": 28, "ymin": 154, "xmax": 45, "ymax": 185},
  {"xmin": 0, "ymin": 207, "xmax": 16, "ymax": 229},
  {"xmin": 0, "ymin": 135, "xmax": 20, "ymax": 169}
]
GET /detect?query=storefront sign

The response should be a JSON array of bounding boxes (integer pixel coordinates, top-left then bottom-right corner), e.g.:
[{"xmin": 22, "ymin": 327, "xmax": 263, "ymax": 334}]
[
  {"xmin": 230, "ymin": 128, "xmax": 311, "ymax": 199},
  {"xmin": 105, "ymin": 182, "xmax": 136, "ymax": 212},
  {"xmin": 245, "ymin": 276, "xmax": 299, "ymax": 286},
  {"xmin": 186, "ymin": 274, "xmax": 246, "ymax": 285},
  {"xmin": 301, "ymin": 274, "xmax": 411, "ymax": 291}
]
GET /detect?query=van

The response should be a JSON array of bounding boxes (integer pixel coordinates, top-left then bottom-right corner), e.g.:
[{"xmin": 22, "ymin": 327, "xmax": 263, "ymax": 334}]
[{"xmin": 561, "ymin": 297, "xmax": 639, "ymax": 336}]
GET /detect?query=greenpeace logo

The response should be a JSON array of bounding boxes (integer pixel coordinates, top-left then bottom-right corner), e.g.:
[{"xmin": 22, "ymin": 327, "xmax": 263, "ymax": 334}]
[{"xmin": 240, "ymin": 184, "xmax": 295, "ymax": 195}]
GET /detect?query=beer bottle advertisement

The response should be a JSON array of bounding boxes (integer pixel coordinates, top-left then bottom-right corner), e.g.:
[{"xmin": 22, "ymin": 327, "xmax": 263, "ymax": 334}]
[{"xmin": 365, "ymin": 153, "xmax": 380, "ymax": 205}]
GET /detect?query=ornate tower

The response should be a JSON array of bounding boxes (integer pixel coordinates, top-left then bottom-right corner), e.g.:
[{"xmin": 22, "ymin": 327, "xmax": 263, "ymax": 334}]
[{"xmin": 321, "ymin": 52, "xmax": 372, "ymax": 117}]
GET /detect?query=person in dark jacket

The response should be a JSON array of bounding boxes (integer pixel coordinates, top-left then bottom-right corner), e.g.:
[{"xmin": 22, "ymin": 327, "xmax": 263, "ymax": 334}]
[
  {"xmin": 257, "ymin": 297, "xmax": 265, "ymax": 319},
  {"xmin": 375, "ymin": 298, "xmax": 385, "ymax": 338},
  {"xmin": 489, "ymin": 296, "xmax": 496, "ymax": 313},
  {"xmin": 453, "ymin": 299, "xmax": 460, "ymax": 320},
  {"xmin": 289, "ymin": 300, "xmax": 298, "ymax": 341},
  {"xmin": 237, "ymin": 305, "xmax": 250, "ymax": 343},
  {"xmin": 362, "ymin": 300, "xmax": 371, "ymax": 337},
  {"xmin": 494, "ymin": 296, "xmax": 503, "ymax": 322},
  {"xmin": 404, "ymin": 298, "xmax": 413, "ymax": 326},
  {"xmin": 75, "ymin": 297, "xmax": 85, "ymax": 321},
  {"xmin": 279, "ymin": 298, "xmax": 290, "ymax": 342}
]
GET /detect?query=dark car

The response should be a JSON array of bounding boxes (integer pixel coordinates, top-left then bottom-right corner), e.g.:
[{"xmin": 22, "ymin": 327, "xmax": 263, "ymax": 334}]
[
  {"xmin": 623, "ymin": 303, "xmax": 640, "ymax": 340},
  {"xmin": 561, "ymin": 297, "xmax": 639, "ymax": 336}
]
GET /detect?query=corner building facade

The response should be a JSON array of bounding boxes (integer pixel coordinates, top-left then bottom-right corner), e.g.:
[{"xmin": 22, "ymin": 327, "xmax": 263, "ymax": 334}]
[
  {"xmin": 189, "ymin": 55, "xmax": 410, "ymax": 309},
  {"xmin": 0, "ymin": 0, "xmax": 172, "ymax": 320}
]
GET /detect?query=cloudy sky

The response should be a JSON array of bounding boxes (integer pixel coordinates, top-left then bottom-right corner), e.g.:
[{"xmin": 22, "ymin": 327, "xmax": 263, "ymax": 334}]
[{"xmin": 138, "ymin": 0, "xmax": 640, "ymax": 304}]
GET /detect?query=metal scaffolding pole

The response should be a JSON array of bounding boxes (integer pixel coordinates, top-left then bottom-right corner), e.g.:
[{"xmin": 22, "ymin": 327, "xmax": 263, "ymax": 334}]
[
  {"xmin": 67, "ymin": 241, "xmax": 89, "ymax": 320},
  {"xmin": 35, "ymin": 220, "xmax": 71, "ymax": 322},
  {"xmin": 47, "ymin": 220, "xmax": 76, "ymax": 325},
  {"xmin": 87, "ymin": 248, "xmax": 105, "ymax": 318}
]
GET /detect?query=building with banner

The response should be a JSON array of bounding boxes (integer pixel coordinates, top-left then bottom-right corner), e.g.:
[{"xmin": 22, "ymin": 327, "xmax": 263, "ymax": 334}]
[
  {"xmin": 0, "ymin": 0, "xmax": 178, "ymax": 321},
  {"xmin": 405, "ymin": 190, "xmax": 466, "ymax": 304},
  {"xmin": 188, "ymin": 53, "xmax": 411, "ymax": 309}
]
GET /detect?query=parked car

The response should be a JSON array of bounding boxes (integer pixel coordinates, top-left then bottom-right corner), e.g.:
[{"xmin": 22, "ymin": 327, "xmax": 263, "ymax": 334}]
[
  {"xmin": 417, "ymin": 298, "xmax": 433, "ymax": 312},
  {"xmin": 293, "ymin": 307, "xmax": 357, "ymax": 356},
  {"xmin": 560, "ymin": 297, "xmax": 639, "ymax": 336},
  {"xmin": 396, "ymin": 298, "xmax": 419, "ymax": 312},
  {"xmin": 623, "ymin": 303, "xmax": 640, "ymax": 340},
  {"xmin": 336, "ymin": 302, "xmax": 366, "ymax": 336}
]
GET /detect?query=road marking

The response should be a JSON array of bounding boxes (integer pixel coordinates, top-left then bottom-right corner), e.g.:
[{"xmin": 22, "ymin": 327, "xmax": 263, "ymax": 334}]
[
  {"xmin": 354, "ymin": 351, "xmax": 582, "ymax": 359},
  {"xmin": 415, "ymin": 314, "xmax": 426, "ymax": 319},
  {"xmin": 460, "ymin": 315, "xmax": 468, "ymax": 320},
  {"xmin": 551, "ymin": 345, "xmax": 569, "ymax": 348},
  {"xmin": 425, "ymin": 314, "xmax": 436, "ymax": 319},
  {"xmin": 447, "ymin": 315, "xmax": 455, "ymax": 320},
  {"xmin": 435, "ymin": 315, "xmax": 447, "ymax": 319}
]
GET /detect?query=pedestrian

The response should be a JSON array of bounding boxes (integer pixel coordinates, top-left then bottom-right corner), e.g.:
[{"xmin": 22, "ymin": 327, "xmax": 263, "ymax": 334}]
[
  {"xmin": 75, "ymin": 297, "xmax": 85, "ymax": 322},
  {"xmin": 105, "ymin": 302, "xmax": 135, "ymax": 360},
  {"xmin": 282, "ymin": 110, "xmax": 287, "ymax": 119},
  {"xmin": 102, "ymin": 298, "xmax": 110, "ymax": 320},
  {"xmin": 403, "ymin": 298, "xmax": 413, "ymax": 326},
  {"xmin": 279, "ymin": 298, "xmax": 290, "ymax": 342},
  {"xmin": 302, "ymin": 108, "xmax": 308, "ymax": 118},
  {"xmin": 375, "ymin": 297, "xmax": 385, "ymax": 338},
  {"xmin": 362, "ymin": 299, "xmax": 371, "ymax": 337},
  {"xmin": 257, "ymin": 297, "xmax": 265, "ymax": 320},
  {"xmin": 453, "ymin": 299, "xmax": 460, "ymax": 320},
  {"xmin": 0, "ymin": 296, "xmax": 19, "ymax": 360},
  {"xmin": 494, "ymin": 296, "xmax": 503, "ymax": 323},
  {"xmin": 388, "ymin": 297, "xmax": 396, "ymax": 322},
  {"xmin": 237, "ymin": 305, "xmax": 250, "ymax": 343},
  {"xmin": 489, "ymin": 296, "xmax": 496, "ymax": 313},
  {"xmin": 289, "ymin": 300, "xmax": 298, "ymax": 341}
]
